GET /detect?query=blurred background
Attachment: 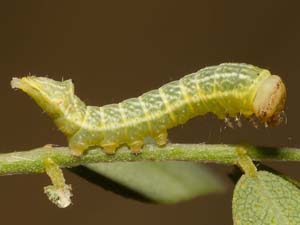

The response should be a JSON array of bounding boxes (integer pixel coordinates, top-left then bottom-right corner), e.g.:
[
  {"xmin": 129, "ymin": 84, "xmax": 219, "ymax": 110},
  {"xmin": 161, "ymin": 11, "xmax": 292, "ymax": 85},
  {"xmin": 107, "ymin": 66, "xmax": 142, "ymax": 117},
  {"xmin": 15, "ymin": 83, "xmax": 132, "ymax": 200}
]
[{"xmin": 1, "ymin": 1, "xmax": 300, "ymax": 224}]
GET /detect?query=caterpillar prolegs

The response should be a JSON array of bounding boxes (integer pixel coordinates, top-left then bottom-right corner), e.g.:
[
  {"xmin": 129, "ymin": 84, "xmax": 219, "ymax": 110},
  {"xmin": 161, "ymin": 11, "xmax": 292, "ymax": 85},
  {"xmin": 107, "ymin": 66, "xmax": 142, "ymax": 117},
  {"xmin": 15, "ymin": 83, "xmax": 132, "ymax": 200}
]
[{"xmin": 11, "ymin": 63, "xmax": 286, "ymax": 155}]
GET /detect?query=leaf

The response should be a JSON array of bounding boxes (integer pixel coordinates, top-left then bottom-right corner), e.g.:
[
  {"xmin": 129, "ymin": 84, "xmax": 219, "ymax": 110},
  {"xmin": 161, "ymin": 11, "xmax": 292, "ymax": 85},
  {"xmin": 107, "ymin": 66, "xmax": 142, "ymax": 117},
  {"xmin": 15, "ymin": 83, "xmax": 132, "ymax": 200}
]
[
  {"xmin": 232, "ymin": 171, "xmax": 300, "ymax": 225},
  {"xmin": 71, "ymin": 161, "xmax": 224, "ymax": 204}
]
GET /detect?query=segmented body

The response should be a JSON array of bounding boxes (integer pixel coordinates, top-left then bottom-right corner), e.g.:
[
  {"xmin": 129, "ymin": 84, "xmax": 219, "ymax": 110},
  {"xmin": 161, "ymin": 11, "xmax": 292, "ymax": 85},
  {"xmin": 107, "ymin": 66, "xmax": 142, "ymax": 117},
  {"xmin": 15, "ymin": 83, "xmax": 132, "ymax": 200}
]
[{"xmin": 12, "ymin": 63, "xmax": 279, "ymax": 155}]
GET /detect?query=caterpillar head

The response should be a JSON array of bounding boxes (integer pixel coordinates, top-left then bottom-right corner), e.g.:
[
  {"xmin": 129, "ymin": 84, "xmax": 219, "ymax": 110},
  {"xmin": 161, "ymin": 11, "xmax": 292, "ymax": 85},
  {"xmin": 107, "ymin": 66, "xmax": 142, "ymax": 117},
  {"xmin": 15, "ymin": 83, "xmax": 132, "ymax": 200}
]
[
  {"xmin": 11, "ymin": 76, "xmax": 74, "ymax": 118},
  {"xmin": 253, "ymin": 75, "xmax": 286, "ymax": 126}
]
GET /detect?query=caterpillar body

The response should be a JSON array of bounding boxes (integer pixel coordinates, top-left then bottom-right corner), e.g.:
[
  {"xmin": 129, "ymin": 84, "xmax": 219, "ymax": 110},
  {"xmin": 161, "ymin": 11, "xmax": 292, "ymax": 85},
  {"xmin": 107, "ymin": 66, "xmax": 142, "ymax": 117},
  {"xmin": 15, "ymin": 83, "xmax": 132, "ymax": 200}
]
[{"xmin": 11, "ymin": 63, "xmax": 286, "ymax": 155}]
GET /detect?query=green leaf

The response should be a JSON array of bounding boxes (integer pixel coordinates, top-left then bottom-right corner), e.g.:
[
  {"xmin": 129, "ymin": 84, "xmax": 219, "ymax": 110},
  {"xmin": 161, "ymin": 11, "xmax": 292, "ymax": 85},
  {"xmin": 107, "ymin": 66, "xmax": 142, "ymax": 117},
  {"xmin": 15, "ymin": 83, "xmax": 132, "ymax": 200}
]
[
  {"xmin": 71, "ymin": 161, "xmax": 224, "ymax": 204},
  {"xmin": 232, "ymin": 171, "xmax": 300, "ymax": 225}
]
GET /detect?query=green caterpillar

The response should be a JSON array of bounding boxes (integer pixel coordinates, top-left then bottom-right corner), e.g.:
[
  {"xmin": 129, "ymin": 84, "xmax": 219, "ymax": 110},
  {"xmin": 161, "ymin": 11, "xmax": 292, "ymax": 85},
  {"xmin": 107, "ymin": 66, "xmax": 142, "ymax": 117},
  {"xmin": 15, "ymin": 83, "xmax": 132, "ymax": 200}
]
[{"xmin": 11, "ymin": 63, "xmax": 286, "ymax": 155}]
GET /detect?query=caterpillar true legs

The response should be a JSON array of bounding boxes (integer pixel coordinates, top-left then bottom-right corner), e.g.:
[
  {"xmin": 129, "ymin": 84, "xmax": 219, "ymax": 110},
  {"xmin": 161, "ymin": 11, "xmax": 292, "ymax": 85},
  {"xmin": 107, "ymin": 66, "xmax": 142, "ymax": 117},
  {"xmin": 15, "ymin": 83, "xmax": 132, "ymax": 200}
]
[{"xmin": 11, "ymin": 63, "xmax": 286, "ymax": 156}]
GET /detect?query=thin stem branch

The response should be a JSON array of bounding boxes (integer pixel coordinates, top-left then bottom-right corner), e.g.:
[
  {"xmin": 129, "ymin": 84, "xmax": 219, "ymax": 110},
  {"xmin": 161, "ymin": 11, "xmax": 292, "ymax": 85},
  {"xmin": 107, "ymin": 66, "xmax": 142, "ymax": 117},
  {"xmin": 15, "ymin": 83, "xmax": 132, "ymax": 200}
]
[{"xmin": 0, "ymin": 144, "xmax": 299, "ymax": 175}]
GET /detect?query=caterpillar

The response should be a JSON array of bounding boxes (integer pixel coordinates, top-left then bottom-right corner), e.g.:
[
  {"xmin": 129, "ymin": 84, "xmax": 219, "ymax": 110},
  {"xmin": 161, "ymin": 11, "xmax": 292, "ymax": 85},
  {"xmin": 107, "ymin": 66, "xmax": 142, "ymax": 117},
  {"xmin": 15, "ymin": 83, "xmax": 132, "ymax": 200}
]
[{"xmin": 11, "ymin": 63, "xmax": 286, "ymax": 156}]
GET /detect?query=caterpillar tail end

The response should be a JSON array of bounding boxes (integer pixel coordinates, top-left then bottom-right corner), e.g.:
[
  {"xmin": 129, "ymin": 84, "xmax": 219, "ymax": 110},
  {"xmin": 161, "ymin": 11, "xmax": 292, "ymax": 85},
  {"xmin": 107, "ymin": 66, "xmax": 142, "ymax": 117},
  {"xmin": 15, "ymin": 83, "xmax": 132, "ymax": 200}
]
[
  {"xmin": 11, "ymin": 77, "xmax": 21, "ymax": 89},
  {"xmin": 253, "ymin": 75, "xmax": 287, "ymax": 126},
  {"xmin": 11, "ymin": 76, "xmax": 39, "ymax": 93}
]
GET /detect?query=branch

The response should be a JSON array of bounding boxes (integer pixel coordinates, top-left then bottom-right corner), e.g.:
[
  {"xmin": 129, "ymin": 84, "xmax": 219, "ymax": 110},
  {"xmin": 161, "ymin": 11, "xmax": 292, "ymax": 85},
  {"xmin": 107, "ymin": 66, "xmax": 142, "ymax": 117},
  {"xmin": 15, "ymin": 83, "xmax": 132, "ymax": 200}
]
[{"xmin": 0, "ymin": 144, "xmax": 300, "ymax": 176}]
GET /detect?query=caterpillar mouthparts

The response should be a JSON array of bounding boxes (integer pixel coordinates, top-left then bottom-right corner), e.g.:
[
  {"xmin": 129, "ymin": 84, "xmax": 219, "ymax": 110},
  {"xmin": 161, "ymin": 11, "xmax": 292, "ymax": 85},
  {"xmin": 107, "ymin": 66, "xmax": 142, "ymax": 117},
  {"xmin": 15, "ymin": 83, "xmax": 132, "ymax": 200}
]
[{"xmin": 12, "ymin": 63, "xmax": 287, "ymax": 155}]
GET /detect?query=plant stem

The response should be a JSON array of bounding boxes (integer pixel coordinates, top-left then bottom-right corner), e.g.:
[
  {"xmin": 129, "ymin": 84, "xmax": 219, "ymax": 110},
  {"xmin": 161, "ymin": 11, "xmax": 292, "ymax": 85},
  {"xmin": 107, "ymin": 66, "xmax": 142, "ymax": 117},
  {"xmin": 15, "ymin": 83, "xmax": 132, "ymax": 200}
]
[{"xmin": 0, "ymin": 144, "xmax": 299, "ymax": 175}]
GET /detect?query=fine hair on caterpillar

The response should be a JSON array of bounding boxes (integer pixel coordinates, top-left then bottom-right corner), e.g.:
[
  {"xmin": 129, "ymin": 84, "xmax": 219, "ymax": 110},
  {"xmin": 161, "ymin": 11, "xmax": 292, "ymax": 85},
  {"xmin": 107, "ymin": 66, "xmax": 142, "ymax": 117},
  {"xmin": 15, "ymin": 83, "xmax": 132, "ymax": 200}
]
[
  {"xmin": 222, "ymin": 110, "xmax": 287, "ymax": 130},
  {"xmin": 11, "ymin": 63, "xmax": 287, "ymax": 156}
]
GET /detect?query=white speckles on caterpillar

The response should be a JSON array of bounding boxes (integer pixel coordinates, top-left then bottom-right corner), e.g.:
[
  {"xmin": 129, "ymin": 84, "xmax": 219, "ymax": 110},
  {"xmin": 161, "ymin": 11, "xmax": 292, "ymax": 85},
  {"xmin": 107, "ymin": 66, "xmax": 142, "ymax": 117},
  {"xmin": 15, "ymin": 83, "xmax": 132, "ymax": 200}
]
[{"xmin": 11, "ymin": 63, "xmax": 286, "ymax": 155}]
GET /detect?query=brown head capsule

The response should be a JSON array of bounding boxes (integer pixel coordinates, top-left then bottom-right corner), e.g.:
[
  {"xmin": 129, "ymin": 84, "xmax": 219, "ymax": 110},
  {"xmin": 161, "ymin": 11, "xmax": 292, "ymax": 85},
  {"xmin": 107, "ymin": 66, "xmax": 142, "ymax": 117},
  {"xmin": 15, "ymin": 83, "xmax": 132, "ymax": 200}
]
[{"xmin": 253, "ymin": 75, "xmax": 287, "ymax": 126}]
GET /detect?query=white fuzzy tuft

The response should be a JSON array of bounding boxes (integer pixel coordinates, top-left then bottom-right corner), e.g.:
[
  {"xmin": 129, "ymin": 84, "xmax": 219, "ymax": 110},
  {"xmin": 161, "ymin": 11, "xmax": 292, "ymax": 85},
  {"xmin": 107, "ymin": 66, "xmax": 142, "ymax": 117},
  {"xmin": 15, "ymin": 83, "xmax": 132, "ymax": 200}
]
[
  {"xmin": 44, "ymin": 184, "xmax": 73, "ymax": 208},
  {"xmin": 11, "ymin": 77, "xmax": 21, "ymax": 89}
]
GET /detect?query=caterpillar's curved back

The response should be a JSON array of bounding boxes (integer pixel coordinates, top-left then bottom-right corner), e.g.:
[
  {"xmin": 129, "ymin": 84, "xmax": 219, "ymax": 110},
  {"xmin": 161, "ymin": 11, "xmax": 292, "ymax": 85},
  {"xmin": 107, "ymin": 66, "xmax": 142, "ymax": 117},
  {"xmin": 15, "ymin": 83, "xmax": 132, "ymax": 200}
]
[{"xmin": 11, "ymin": 63, "xmax": 286, "ymax": 155}]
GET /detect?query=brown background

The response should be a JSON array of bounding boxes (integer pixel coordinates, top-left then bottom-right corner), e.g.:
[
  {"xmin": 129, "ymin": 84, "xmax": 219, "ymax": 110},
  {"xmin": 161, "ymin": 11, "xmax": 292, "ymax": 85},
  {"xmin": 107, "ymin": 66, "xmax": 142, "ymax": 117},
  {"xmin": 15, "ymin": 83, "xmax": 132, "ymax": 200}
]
[{"xmin": 1, "ymin": 1, "xmax": 300, "ymax": 224}]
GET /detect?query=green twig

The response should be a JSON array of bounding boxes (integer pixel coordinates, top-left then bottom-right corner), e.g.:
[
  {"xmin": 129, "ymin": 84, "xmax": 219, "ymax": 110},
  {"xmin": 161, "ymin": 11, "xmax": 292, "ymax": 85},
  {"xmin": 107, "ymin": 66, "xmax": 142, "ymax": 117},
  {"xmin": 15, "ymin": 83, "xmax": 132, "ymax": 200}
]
[
  {"xmin": 235, "ymin": 147, "xmax": 258, "ymax": 177},
  {"xmin": 0, "ymin": 144, "xmax": 299, "ymax": 175}
]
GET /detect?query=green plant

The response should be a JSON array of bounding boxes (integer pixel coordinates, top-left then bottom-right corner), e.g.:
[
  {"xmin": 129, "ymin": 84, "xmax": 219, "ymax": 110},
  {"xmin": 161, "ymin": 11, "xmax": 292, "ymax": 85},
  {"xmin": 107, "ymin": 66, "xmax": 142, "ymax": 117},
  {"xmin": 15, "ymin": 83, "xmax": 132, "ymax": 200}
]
[{"xmin": 2, "ymin": 144, "xmax": 300, "ymax": 224}]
